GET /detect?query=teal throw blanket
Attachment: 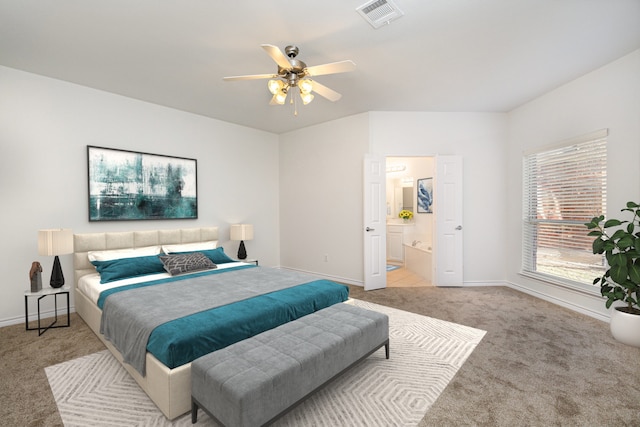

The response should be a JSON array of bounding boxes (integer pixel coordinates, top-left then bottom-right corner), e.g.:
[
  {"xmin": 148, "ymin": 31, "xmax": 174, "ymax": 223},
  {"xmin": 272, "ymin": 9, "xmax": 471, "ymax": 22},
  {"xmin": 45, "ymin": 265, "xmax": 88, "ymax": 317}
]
[{"xmin": 147, "ymin": 280, "xmax": 349, "ymax": 368}]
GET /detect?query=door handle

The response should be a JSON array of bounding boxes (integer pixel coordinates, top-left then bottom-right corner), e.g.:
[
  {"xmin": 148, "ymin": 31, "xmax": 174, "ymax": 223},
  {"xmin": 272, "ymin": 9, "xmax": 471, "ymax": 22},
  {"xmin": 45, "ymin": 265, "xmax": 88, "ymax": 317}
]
[
  {"xmin": 455, "ymin": 225, "xmax": 463, "ymax": 230},
  {"xmin": 366, "ymin": 227, "xmax": 375, "ymax": 232}
]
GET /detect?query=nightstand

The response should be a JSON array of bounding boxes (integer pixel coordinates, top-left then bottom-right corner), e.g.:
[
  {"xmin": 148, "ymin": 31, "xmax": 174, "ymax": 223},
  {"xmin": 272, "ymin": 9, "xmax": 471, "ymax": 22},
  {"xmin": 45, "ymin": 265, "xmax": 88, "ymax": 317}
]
[{"xmin": 24, "ymin": 286, "xmax": 71, "ymax": 335}]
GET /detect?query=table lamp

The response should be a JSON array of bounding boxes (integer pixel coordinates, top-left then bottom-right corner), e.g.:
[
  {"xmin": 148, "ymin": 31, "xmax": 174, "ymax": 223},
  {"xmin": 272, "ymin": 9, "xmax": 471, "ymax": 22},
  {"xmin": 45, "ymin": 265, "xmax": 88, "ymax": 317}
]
[
  {"xmin": 38, "ymin": 229, "xmax": 74, "ymax": 288},
  {"xmin": 230, "ymin": 224, "xmax": 253, "ymax": 260}
]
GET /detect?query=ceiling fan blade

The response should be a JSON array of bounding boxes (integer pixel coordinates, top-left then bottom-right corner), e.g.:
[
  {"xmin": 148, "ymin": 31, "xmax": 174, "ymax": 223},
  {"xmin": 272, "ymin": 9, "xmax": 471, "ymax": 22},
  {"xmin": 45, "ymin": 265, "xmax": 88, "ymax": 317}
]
[
  {"xmin": 305, "ymin": 60, "xmax": 356, "ymax": 77},
  {"xmin": 261, "ymin": 44, "xmax": 292, "ymax": 70},
  {"xmin": 311, "ymin": 80, "xmax": 342, "ymax": 102},
  {"xmin": 223, "ymin": 73, "xmax": 278, "ymax": 81}
]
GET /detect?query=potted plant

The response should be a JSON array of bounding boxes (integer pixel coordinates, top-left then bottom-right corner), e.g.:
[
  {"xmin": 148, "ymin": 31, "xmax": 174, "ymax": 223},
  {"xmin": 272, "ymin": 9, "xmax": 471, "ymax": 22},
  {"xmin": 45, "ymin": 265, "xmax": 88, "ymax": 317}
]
[
  {"xmin": 585, "ymin": 201, "xmax": 640, "ymax": 347},
  {"xmin": 398, "ymin": 209, "xmax": 413, "ymax": 223}
]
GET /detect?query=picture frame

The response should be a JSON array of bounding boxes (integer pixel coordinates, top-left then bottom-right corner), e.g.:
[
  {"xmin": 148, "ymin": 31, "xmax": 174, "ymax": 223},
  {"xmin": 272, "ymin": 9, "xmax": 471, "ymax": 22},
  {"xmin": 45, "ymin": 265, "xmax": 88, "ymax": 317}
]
[
  {"xmin": 417, "ymin": 177, "xmax": 433, "ymax": 213},
  {"xmin": 87, "ymin": 146, "xmax": 197, "ymax": 221}
]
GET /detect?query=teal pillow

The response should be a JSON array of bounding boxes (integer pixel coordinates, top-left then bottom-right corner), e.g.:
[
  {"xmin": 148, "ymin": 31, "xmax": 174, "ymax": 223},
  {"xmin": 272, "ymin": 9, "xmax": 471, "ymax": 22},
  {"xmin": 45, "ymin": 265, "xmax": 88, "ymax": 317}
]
[
  {"xmin": 91, "ymin": 255, "xmax": 165, "ymax": 284},
  {"xmin": 200, "ymin": 248, "xmax": 235, "ymax": 264},
  {"xmin": 168, "ymin": 247, "xmax": 235, "ymax": 264}
]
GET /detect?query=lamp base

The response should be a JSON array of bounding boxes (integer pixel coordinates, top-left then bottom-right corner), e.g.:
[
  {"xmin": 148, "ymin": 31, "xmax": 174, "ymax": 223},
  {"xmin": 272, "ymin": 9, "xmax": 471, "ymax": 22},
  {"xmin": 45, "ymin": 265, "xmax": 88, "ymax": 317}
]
[
  {"xmin": 50, "ymin": 255, "xmax": 65, "ymax": 288},
  {"xmin": 237, "ymin": 240, "xmax": 247, "ymax": 260}
]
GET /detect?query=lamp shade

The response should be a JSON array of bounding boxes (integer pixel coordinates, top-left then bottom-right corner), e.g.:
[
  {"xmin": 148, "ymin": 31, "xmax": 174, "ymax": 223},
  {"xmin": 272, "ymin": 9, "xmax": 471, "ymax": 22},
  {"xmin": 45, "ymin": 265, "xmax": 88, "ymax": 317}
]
[
  {"xmin": 230, "ymin": 224, "xmax": 254, "ymax": 241},
  {"xmin": 300, "ymin": 91, "xmax": 314, "ymax": 105},
  {"xmin": 299, "ymin": 79, "xmax": 313, "ymax": 94},
  {"xmin": 38, "ymin": 229, "xmax": 74, "ymax": 256},
  {"xmin": 272, "ymin": 89, "xmax": 287, "ymax": 105},
  {"xmin": 268, "ymin": 79, "xmax": 284, "ymax": 95}
]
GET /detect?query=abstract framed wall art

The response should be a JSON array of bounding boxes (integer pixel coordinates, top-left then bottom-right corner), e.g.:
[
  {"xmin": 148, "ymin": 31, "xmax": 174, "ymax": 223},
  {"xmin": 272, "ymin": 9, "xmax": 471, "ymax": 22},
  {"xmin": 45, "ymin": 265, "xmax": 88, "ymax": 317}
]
[
  {"xmin": 417, "ymin": 177, "xmax": 433, "ymax": 213},
  {"xmin": 87, "ymin": 146, "xmax": 197, "ymax": 221}
]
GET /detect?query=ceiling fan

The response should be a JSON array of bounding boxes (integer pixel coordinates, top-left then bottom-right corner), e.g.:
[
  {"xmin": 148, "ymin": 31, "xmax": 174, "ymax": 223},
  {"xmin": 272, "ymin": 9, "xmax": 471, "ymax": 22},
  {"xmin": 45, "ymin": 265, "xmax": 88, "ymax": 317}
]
[{"xmin": 223, "ymin": 44, "xmax": 356, "ymax": 113}]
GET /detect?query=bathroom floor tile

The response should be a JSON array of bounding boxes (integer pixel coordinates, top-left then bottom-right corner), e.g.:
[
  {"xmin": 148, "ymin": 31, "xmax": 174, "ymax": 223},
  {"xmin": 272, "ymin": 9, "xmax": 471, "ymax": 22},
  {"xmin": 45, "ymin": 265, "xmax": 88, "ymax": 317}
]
[{"xmin": 387, "ymin": 266, "xmax": 432, "ymax": 287}]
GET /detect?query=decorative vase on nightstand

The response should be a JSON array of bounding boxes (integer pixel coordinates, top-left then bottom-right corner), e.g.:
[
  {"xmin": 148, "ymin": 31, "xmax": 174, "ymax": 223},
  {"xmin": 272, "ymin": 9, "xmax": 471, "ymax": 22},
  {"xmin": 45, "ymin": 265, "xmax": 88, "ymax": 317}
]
[{"xmin": 29, "ymin": 262, "xmax": 42, "ymax": 292}]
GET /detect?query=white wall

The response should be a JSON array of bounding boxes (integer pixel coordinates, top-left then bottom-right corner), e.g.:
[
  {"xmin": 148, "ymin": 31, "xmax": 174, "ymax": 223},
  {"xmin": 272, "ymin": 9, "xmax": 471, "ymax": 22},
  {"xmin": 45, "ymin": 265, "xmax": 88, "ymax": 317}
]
[
  {"xmin": 506, "ymin": 49, "xmax": 640, "ymax": 321},
  {"xmin": 0, "ymin": 66, "xmax": 280, "ymax": 326},
  {"xmin": 279, "ymin": 114, "xmax": 370, "ymax": 284},
  {"xmin": 370, "ymin": 112, "xmax": 509, "ymax": 284},
  {"xmin": 278, "ymin": 111, "xmax": 508, "ymax": 286}
]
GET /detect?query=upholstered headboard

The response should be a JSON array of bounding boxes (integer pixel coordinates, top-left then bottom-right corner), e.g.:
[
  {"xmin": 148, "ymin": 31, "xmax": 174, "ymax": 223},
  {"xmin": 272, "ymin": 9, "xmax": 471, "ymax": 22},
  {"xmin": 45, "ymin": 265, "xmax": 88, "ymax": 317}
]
[{"xmin": 73, "ymin": 227, "xmax": 219, "ymax": 286}]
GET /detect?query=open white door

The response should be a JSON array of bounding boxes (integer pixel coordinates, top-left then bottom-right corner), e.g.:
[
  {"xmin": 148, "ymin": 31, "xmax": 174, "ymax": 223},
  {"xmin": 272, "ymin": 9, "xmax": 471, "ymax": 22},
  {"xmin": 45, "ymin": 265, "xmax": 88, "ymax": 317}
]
[
  {"xmin": 363, "ymin": 154, "xmax": 386, "ymax": 290},
  {"xmin": 435, "ymin": 155, "xmax": 463, "ymax": 286}
]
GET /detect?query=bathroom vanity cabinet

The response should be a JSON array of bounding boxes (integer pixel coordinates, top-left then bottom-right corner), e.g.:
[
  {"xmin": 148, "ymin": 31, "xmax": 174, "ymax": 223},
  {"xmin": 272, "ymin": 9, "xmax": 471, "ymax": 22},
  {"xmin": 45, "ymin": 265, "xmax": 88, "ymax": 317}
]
[{"xmin": 386, "ymin": 224, "xmax": 406, "ymax": 263}]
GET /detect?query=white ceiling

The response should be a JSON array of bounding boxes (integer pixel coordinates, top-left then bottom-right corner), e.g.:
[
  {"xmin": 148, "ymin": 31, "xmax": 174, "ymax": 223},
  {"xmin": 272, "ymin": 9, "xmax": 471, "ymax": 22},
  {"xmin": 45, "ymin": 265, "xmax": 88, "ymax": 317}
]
[{"xmin": 1, "ymin": 0, "xmax": 639, "ymax": 134}]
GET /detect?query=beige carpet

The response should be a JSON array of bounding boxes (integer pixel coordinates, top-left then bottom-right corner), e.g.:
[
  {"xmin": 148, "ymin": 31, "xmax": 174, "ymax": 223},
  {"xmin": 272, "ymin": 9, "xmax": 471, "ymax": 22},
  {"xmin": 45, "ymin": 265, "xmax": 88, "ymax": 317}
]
[
  {"xmin": 3, "ymin": 285, "xmax": 640, "ymax": 426},
  {"xmin": 44, "ymin": 300, "xmax": 486, "ymax": 426}
]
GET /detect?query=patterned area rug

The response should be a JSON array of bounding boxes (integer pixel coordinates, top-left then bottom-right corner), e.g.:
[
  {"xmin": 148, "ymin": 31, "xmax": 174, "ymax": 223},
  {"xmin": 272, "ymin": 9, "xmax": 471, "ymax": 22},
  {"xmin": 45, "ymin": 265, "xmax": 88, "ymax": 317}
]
[{"xmin": 45, "ymin": 300, "xmax": 486, "ymax": 426}]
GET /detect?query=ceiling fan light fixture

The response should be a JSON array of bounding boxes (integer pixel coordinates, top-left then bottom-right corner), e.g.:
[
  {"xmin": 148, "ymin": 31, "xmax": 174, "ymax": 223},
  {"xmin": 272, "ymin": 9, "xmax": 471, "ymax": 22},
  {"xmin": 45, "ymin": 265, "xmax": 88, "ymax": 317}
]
[
  {"xmin": 273, "ymin": 88, "xmax": 288, "ymax": 105},
  {"xmin": 270, "ymin": 94, "xmax": 285, "ymax": 105},
  {"xmin": 299, "ymin": 79, "xmax": 313, "ymax": 94},
  {"xmin": 225, "ymin": 44, "xmax": 354, "ymax": 110},
  {"xmin": 300, "ymin": 91, "xmax": 314, "ymax": 105},
  {"xmin": 267, "ymin": 79, "xmax": 285, "ymax": 95}
]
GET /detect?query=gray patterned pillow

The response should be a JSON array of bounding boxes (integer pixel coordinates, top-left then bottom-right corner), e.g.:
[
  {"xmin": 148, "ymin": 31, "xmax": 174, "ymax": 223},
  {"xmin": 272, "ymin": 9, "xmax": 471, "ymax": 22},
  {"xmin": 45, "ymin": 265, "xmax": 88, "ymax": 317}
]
[{"xmin": 159, "ymin": 252, "xmax": 216, "ymax": 275}]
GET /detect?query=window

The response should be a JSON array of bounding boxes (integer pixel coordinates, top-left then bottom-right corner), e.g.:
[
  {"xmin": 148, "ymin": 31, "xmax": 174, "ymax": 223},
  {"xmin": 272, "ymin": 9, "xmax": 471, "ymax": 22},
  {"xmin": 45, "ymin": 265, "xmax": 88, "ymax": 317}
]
[{"xmin": 522, "ymin": 129, "xmax": 607, "ymax": 288}]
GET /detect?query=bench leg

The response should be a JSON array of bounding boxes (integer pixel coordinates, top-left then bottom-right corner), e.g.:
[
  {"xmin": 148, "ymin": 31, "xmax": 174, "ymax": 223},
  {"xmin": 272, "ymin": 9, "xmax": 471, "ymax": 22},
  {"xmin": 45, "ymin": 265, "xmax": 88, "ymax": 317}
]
[
  {"xmin": 385, "ymin": 341, "xmax": 390, "ymax": 359},
  {"xmin": 191, "ymin": 398, "xmax": 198, "ymax": 424}
]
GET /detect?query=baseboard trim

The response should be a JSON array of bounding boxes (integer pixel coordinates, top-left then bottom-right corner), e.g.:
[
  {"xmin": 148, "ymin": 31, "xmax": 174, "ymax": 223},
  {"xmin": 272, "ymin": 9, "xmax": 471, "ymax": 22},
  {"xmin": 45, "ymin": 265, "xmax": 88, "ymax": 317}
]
[
  {"xmin": 0, "ymin": 314, "xmax": 25, "ymax": 328},
  {"xmin": 461, "ymin": 280, "xmax": 507, "ymax": 287},
  {"xmin": 277, "ymin": 266, "xmax": 363, "ymax": 287},
  {"xmin": 0, "ymin": 306, "xmax": 77, "ymax": 328},
  {"xmin": 506, "ymin": 280, "xmax": 609, "ymax": 322}
]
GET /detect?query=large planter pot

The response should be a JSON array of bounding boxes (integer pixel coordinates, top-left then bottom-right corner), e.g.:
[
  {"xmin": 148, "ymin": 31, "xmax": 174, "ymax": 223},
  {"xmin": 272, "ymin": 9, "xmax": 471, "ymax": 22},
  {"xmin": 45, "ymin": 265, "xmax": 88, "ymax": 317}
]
[{"xmin": 610, "ymin": 307, "xmax": 640, "ymax": 348}]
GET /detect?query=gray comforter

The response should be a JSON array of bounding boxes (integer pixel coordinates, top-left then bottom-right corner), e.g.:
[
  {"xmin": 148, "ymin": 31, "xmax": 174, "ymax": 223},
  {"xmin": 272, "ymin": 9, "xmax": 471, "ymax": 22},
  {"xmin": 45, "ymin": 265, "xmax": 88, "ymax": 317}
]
[{"xmin": 100, "ymin": 266, "xmax": 324, "ymax": 375}]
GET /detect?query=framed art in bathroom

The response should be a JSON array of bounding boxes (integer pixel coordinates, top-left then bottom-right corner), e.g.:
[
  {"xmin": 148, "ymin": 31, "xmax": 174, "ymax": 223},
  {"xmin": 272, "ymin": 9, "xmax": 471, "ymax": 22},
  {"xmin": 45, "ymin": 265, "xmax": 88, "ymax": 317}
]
[{"xmin": 417, "ymin": 177, "xmax": 433, "ymax": 213}]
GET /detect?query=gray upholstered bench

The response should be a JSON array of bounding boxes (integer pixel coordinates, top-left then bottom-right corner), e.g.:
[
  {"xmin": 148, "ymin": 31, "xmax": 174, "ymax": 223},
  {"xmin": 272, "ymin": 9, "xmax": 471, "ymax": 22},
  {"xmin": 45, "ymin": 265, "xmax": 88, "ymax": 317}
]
[{"xmin": 191, "ymin": 302, "xmax": 389, "ymax": 427}]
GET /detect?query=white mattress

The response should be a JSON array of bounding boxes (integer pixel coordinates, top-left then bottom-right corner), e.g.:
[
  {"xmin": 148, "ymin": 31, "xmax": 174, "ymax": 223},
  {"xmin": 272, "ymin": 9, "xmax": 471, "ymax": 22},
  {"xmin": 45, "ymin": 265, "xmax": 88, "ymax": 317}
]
[{"xmin": 78, "ymin": 262, "xmax": 249, "ymax": 305}]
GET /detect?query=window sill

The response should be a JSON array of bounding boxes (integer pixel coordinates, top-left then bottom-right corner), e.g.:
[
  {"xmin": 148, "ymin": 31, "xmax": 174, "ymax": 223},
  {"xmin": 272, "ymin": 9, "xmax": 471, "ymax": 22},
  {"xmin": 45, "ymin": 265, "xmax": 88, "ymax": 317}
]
[{"xmin": 518, "ymin": 271, "xmax": 601, "ymax": 297}]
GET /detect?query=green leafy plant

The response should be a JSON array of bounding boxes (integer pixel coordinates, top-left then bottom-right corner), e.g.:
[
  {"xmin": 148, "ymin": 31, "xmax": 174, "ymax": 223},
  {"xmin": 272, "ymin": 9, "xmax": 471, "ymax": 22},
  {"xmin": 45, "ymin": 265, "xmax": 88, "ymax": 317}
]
[{"xmin": 585, "ymin": 201, "xmax": 640, "ymax": 315}]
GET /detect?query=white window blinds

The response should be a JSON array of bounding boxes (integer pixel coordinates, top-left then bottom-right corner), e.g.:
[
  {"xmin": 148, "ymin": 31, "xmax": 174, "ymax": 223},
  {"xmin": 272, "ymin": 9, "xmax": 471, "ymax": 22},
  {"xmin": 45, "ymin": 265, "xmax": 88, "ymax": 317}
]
[{"xmin": 522, "ymin": 129, "xmax": 607, "ymax": 286}]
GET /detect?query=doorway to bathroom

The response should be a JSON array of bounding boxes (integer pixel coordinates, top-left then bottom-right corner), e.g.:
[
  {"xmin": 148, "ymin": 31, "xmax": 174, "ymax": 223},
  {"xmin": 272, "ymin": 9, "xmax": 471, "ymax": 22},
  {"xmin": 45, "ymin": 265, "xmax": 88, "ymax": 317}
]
[
  {"xmin": 385, "ymin": 156, "xmax": 434, "ymax": 287},
  {"xmin": 363, "ymin": 154, "xmax": 463, "ymax": 290}
]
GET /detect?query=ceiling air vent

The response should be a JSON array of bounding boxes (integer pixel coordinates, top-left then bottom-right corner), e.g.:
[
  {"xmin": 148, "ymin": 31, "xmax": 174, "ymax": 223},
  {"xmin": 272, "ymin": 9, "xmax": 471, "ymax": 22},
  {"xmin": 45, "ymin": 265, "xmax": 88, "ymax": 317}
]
[{"xmin": 356, "ymin": 0, "xmax": 404, "ymax": 29}]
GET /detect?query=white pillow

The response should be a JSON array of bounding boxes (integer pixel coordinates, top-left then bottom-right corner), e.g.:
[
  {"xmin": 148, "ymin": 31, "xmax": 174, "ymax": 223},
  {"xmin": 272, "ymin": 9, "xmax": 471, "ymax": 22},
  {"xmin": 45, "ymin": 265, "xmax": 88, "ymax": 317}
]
[
  {"xmin": 162, "ymin": 241, "xmax": 218, "ymax": 254},
  {"xmin": 87, "ymin": 245, "xmax": 161, "ymax": 262}
]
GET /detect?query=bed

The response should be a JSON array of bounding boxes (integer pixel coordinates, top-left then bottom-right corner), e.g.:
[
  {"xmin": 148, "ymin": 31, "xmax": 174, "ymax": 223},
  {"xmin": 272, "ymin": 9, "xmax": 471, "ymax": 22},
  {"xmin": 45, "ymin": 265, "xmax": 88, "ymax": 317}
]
[{"xmin": 73, "ymin": 227, "xmax": 349, "ymax": 419}]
